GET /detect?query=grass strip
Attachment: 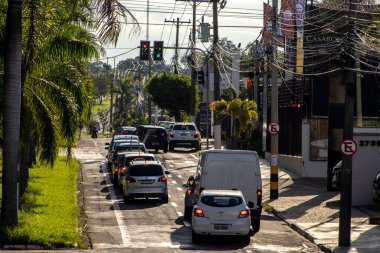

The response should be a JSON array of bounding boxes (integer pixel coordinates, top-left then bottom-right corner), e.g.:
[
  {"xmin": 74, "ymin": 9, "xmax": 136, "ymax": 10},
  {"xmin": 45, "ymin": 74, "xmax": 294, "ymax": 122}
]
[{"xmin": 0, "ymin": 157, "xmax": 85, "ymax": 248}]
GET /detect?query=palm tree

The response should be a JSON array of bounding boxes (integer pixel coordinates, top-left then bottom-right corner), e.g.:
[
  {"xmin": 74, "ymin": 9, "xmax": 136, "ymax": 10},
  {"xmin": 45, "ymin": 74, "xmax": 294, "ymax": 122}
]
[
  {"xmin": 1, "ymin": 0, "xmax": 139, "ymax": 225},
  {"xmin": 1, "ymin": 0, "xmax": 22, "ymax": 226}
]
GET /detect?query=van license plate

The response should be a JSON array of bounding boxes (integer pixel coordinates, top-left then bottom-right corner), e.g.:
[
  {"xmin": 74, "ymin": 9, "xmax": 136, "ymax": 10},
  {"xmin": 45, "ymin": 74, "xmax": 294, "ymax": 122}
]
[
  {"xmin": 152, "ymin": 142, "xmax": 159, "ymax": 145},
  {"xmin": 214, "ymin": 224, "xmax": 229, "ymax": 230}
]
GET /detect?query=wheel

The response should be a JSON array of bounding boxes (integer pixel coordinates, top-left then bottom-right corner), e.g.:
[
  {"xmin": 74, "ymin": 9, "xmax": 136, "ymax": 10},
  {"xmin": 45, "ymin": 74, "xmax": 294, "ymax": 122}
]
[
  {"xmin": 195, "ymin": 143, "xmax": 201, "ymax": 151},
  {"xmin": 161, "ymin": 195, "xmax": 169, "ymax": 204},
  {"xmin": 251, "ymin": 217, "xmax": 260, "ymax": 233},
  {"xmin": 184, "ymin": 206, "xmax": 192, "ymax": 220},
  {"xmin": 241, "ymin": 234, "xmax": 251, "ymax": 244},
  {"xmin": 192, "ymin": 230, "xmax": 202, "ymax": 243},
  {"xmin": 169, "ymin": 144, "xmax": 174, "ymax": 151},
  {"xmin": 155, "ymin": 148, "xmax": 159, "ymax": 153},
  {"xmin": 163, "ymin": 146, "xmax": 168, "ymax": 153}
]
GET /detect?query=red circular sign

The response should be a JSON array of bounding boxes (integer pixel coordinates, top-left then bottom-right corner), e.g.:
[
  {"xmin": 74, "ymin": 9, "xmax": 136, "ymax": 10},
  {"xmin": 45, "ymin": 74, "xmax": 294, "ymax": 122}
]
[
  {"xmin": 339, "ymin": 139, "xmax": 358, "ymax": 156},
  {"xmin": 268, "ymin": 123, "xmax": 280, "ymax": 135}
]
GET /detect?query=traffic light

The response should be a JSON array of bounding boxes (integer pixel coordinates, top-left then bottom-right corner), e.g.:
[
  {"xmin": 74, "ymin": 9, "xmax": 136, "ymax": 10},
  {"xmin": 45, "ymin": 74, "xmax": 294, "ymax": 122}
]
[
  {"xmin": 153, "ymin": 41, "xmax": 164, "ymax": 61},
  {"xmin": 196, "ymin": 70, "xmax": 205, "ymax": 85},
  {"xmin": 139, "ymin": 40, "xmax": 150, "ymax": 61}
]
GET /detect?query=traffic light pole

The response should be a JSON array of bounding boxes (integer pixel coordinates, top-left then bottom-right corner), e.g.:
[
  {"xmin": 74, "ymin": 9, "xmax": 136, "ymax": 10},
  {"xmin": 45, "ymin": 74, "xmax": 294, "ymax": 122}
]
[
  {"xmin": 190, "ymin": 0, "xmax": 197, "ymax": 116},
  {"xmin": 212, "ymin": 0, "xmax": 220, "ymax": 100}
]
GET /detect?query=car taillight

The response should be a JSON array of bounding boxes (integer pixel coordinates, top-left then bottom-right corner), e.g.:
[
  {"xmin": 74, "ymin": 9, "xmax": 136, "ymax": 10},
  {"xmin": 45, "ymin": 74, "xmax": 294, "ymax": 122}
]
[
  {"xmin": 115, "ymin": 168, "xmax": 118, "ymax": 172},
  {"xmin": 169, "ymin": 132, "xmax": 174, "ymax": 138},
  {"xmin": 126, "ymin": 177, "xmax": 136, "ymax": 183},
  {"xmin": 239, "ymin": 209, "xmax": 250, "ymax": 218},
  {"xmin": 194, "ymin": 131, "xmax": 199, "ymax": 138},
  {"xmin": 121, "ymin": 167, "xmax": 127, "ymax": 172},
  {"xmin": 257, "ymin": 189, "xmax": 262, "ymax": 207},
  {"xmin": 194, "ymin": 208, "xmax": 204, "ymax": 217},
  {"xmin": 158, "ymin": 176, "xmax": 167, "ymax": 182},
  {"xmin": 186, "ymin": 189, "xmax": 194, "ymax": 196}
]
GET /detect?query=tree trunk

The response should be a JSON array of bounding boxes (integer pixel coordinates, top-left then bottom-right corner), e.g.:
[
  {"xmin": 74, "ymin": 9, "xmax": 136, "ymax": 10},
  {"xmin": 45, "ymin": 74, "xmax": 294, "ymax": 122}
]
[{"xmin": 1, "ymin": 0, "xmax": 23, "ymax": 226}]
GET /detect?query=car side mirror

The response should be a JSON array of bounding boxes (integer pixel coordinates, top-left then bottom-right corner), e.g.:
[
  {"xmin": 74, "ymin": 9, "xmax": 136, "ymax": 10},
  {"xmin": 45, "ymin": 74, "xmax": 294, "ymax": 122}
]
[
  {"xmin": 247, "ymin": 201, "xmax": 254, "ymax": 208},
  {"xmin": 105, "ymin": 147, "xmax": 109, "ymax": 150},
  {"xmin": 105, "ymin": 142, "xmax": 110, "ymax": 145},
  {"xmin": 165, "ymin": 170, "xmax": 170, "ymax": 175}
]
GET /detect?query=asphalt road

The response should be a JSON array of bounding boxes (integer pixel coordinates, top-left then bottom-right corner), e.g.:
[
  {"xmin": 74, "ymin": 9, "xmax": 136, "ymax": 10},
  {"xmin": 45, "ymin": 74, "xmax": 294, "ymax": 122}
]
[{"xmin": 73, "ymin": 138, "xmax": 322, "ymax": 253}]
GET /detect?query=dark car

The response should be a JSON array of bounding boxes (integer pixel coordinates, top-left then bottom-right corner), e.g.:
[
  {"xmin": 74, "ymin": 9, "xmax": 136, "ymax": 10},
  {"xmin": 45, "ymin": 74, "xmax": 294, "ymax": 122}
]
[
  {"xmin": 373, "ymin": 171, "xmax": 380, "ymax": 204},
  {"xmin": 136, "ymin": 125, "xmax": 168, "ymax": 153},
  {"xmin": 116, "ymin": 126, "xmax": 136, "ymax": 135}
]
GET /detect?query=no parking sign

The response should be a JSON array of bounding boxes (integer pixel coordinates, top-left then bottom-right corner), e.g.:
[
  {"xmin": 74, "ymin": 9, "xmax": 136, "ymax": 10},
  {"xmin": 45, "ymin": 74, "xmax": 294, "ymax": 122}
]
[{"xmin": 340, "ymin": 139, "xmax": 358, "ymax": 157}]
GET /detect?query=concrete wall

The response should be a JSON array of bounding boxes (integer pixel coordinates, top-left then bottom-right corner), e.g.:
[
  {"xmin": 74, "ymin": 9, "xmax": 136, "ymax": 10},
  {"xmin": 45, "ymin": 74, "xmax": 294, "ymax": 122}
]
[
  {"xmin": 301, "ymin": 121, "xmax": 327, "ymax": 178},
  {"xmin": 264, "ymin": 152, "xmax": 302, "ymax": 176}
]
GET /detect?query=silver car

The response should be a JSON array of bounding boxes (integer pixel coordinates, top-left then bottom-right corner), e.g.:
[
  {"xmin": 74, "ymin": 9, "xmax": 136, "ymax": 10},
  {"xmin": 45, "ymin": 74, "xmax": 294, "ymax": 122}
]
[
  {"xmin": 168, "ymin": 122, "xmax": 201, "ymax": 151},
  {"xmin": 121, "ymin": 161, "xmax": 169, "ymax": 203},
  {"xmin": 191, "ymin": 190, "xmax": 251, "ymax": 243}
]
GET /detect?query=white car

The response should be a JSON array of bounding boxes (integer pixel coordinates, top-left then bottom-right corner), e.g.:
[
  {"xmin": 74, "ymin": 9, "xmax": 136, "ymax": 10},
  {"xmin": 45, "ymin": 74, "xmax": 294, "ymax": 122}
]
[
  {"xmin": 191, "ymin": 190, "xmax": 251, "ymax": 243},
  {"xmin": 168, "ymin": 122, "xmax": 201, "ymax": 151}
]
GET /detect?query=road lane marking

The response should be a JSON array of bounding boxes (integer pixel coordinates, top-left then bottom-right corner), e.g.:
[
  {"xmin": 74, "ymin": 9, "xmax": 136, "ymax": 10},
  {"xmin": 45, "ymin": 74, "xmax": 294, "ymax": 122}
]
[
  {"xmin": 170, "ymin": 202, "xmax": 177, "ymax": 207},
  {"xmin": 168, "ymin": 194, "xmax": 172, "ymax": 198},
  {"xmin": 165, "ymin": 159, "xmax": 174, "ymax": 163},
  {"xmin": 177, "ymin": 175, "xmax": 183, "ymax": 178},
  {"xmin": 176, "ymin": 211, "xmax": 183, "ymax": 217},
  {"xmin": 169, "ymin": 164, "xmax": 174, "ymax": 168},
  {"xmin": 177, "ymin": 187, "xmax": 182, "ymax": 191},
  {"xmin": 181, "ymin": 194, "xmax": 185, "ymax": 198},
  {"xmin": 167, "ymin": 174, "xmax": 172, "ymax": 178},
  {"xmin": 172, "ymin": 180, "xmax": 178, "ymax": 184},
  {"xmin": 190, "ymin": 154, "xmax": 198, "ymax": 159},
  {"xmin": 101, "ymin": 164, "xmax": 131, "ymax": 247},
  {"xmin": 185, "ymin": 161, "xmax": 194, "ymax": 164}
]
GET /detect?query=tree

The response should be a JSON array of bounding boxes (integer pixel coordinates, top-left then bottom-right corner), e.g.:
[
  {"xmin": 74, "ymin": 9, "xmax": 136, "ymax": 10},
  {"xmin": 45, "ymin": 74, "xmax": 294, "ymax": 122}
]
[
  {"xmin": 147, "ymin": 73, "xmax": 199, "ymax": 121},
  {"xmin": 1, "ymin": 0, "xmax": 22, "ymax": 226},
  {"xmin": 227, "ymin": 98, "xmax": 258, "ymax": 138}
]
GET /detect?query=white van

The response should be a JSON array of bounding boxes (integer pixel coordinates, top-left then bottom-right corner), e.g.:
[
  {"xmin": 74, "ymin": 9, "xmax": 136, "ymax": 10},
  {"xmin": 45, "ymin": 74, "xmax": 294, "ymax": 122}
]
[{"xmin": 183, "ymin": 149, "xmax": 262, "ymax": 232}]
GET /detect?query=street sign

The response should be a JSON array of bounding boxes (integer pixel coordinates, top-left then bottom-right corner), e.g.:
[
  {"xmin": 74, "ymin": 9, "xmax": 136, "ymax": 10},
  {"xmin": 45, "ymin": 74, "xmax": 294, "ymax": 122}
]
[
  {"xmin": 268, "ymin": 123, "xmax": 280, "ymax": 135},
  {"xmin": 340, "ymin": 139, "xmax": 358, "ymax": 156}
]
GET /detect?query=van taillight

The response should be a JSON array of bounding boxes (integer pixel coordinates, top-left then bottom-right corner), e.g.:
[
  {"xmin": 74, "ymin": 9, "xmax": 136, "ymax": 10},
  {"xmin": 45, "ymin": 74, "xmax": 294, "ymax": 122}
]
[
  {"xmin": 187, "ymin": 189, "xmax": 194, "ymax": 196},
  {"xmin": 126, "ymin": 177, "xmax": 136, "ymax": 183},
  {"xmin": 257, "ymin": 189, "xmax": 262, "ymax": 207},
  {"xmin": 193, "ymin": 131, "xmax": 199, "ymax": 138},
  {"xmin": 169, "ymin": 132, "xmax": 174, "ymax": 138}
]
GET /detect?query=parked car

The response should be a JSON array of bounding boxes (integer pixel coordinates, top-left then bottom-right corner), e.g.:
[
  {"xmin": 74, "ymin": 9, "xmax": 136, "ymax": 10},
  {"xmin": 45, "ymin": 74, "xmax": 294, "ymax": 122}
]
[
  {"xmin": 105, "ymin": 135, "xmax": 139, "ymax": 169},
  {"xmin": 114, "ymin": 153, "xmax": 157, "ymax": 189},
  {"xmin": 373, "ymin": 171, "xmax": 380, "ymax": 204},
  {"xmin": 168, "ymin": 122, "xmax": 201, "ymax": 151},
  {"xmin": 110, "ymin": 142, "xmax": 147, "ymax": 168},
  {"xmin": 121, "ymin": 160, "xmax": 169, "ymax": 203},
  {"xmin": 157, "ymin": 121, "xmax": 175, "ymax": 134},
  {"xmin": 191, "ymin": 190, "xmax": 251, "ymax": 243},
  {"xmin": 136, "ymin": 125, "xmax": 168, "ymax": 153},
  {"xmin": 116, "ymin": 126, "xmax": 136, "ymax": 135},
  {"xmin": 183, "ymin": 149, "xmax": 262, "ymax": 232}
]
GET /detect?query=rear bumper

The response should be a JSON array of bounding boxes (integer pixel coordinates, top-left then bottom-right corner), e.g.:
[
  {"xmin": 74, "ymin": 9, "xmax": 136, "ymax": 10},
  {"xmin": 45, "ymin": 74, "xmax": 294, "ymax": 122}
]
[
  {"xmin": 126, "ymin": 185, "xmax": 168, "ymax": 196},
  {"xmin": 169, "ymin": 140, "xmax": 200, "ymax": 147},
  {"xmin": 192, "ymin": 216, "xmax": 250, "ymax": 236}
]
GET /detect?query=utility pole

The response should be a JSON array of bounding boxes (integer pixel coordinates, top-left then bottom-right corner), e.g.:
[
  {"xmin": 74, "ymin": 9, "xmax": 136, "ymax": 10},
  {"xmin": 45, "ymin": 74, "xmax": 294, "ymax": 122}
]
[
  {"xmin": 254, "ymin": 40, "xmax": 259, "ymax": 103},
  {"xmin": 147, "ymin": 0, "xmax": 152, "ymax": 123},
  {"xmin": 190, "ymin": 0, "xmax": 197, "ymax": 117},
  {"xmin": 165, "ymin": 18, "xmax": 191, "ymax": 74},
  {"xmin": 108, "ymin": 57, "xmax": 114, "ymax": 127},
  {"xmin": 270, "ymin": 0, "xmax": 279, "ymax": 200},
  {"xmin": 262, "ymin": 53, "xmax": 268, "ymax": 153},
  {"xmin": 212, "ymin": 0, "xmax": 220, "ymax": 100}
]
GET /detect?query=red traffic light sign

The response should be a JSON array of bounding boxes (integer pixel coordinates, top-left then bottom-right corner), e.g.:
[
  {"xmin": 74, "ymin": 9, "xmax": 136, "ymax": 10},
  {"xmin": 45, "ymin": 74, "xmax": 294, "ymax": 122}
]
[
  {"xmin": 340, "ymin": 139, "xmax": 358, "ymax": 156},
  {"xmin": 268, "ymin": 123, "xmax": 280, "ymax": 135}
]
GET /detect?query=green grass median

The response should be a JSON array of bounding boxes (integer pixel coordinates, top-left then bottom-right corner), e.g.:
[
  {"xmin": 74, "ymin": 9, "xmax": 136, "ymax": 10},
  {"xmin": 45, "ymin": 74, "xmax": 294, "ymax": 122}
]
[{"xmin": 0, "ymin": 157, "xmax": 86, "ymax": 248}]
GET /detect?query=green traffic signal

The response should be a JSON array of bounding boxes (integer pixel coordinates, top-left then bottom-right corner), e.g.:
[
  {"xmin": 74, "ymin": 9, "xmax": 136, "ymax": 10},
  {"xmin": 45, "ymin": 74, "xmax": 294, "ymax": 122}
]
[{"xmin": 153, "ymin": 41, "xmax": 164, "ymax": 61}]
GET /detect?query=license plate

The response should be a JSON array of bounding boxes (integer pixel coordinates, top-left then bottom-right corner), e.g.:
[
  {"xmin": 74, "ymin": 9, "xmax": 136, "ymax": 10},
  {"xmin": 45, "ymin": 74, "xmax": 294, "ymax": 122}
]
[
  {"xmin": 140, "ymin": 180, "xmax": 154, "ymax": 184},
  {"xmin": 214, "ymin": 224, "xmax": 229, "ymax": 230},
  {"xmin": 152, "ymin": 142, "xmax": 159, "ymax": 145},
  {"xmin": 180, "ymin": 133, "xmax": 187, "ymax": 136}
]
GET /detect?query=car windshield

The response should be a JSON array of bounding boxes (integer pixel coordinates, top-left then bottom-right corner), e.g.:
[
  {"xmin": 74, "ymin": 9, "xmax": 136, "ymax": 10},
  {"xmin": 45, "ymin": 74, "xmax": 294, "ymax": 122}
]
[
  {"xmin": 129, "ymin": 165, "xmax": 163, "ymax": 176},
  {"xmin": 125, "ymin": 156, "xmax": 155, "ymax": 166},
  {"xmin": 112, "ymin": 140, "xmax": 138, "ymax": 151},
  {"xmin": 116, "ymin": 145, "xmax": 145, "ymax": 153},
  {"xmin": 173, "ymin": 125, "xmax": 195, "ymax": 131},
  {"xmin": 158, "ymin": 122, "xmax": 174, "ymax": 129},
  {"xmin": 200, "ymin": 195, "xmax": 243, "ymax": 207}
]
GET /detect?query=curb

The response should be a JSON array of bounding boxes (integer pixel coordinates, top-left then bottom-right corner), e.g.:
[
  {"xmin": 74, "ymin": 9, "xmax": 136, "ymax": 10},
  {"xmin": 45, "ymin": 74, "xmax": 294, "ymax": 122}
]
[{"xmin": 270, "ymin": 209, "xmax": 334, "ymax": 253}]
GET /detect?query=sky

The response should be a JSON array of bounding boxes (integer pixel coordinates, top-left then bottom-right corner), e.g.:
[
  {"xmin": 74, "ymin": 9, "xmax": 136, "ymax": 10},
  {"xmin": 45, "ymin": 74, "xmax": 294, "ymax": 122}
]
[{"xmin": 102, "ymin": 0, "xmax": 264, "ymax": 66}]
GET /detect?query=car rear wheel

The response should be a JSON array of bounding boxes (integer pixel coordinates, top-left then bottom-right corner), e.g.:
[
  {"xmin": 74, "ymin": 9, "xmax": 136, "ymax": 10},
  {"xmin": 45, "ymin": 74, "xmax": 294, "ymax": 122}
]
[
  {"xmin": 195, "ymin": 143, "xmax": 201, "ymax": 151},
  {"xmin": 192, "ymin": 230, "xmax": 202, "ymax": 243},
  {"xmin": 161, "ymin": 195, "xmax": 169, "ymax": 203},
  {"xmin": 184, "ymin": 206, "xmax": 192, "ymax": 220},
  {"xmin": 155, "ymin": 148, "xmax": 159, "ymax": 153}
]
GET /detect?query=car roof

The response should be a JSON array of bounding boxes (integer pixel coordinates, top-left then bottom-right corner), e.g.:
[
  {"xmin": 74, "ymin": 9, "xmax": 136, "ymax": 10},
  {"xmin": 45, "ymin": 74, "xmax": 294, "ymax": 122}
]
[
  {"xmin": 140, "ymin": 125, "xmax": 165, "ymax": 129},
  {"xmin": 122, "ymin": 153, "xmax": 155, "ymax": 158},
  {"xmin": 158, "ymin": 121, "xmax": 175, "ymax": 124},
  {"xmin": 202, "ymin": 149, "xmax": 257, "ymax": 155},
  {"xmin": 173, "ymin": 122, "xmax": 196, "ymax": 125},
  {"xmin": 122, "ymin": 126, "xmax": 136, "ymax": 130},
  {"xmin": 200, "ymin": 189, "xmax": 244, "ymax": 196},
  {"xmin": 114, "ymin": 134, "xmax": 138, "ymax": 139}
]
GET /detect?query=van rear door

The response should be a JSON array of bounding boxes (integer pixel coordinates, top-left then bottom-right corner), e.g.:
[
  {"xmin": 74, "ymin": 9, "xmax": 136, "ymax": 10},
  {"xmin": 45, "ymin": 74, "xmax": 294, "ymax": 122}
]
[{"xmin": 203, "ymin": 158, "xmax": 230, "ymax": 189}]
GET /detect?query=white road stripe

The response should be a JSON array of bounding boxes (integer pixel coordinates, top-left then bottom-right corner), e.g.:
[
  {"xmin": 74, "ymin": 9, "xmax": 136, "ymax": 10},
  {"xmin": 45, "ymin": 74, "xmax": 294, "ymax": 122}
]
[
  {"xmin": 168, "ymin": 194, "xmax": 172, "ymax": 198},
  {"xmin": 181, "ymin": 194, "xmax": 185, "ymax": 198},
  {"xmin": 176, "ymin": 211, "xmax": 183, "ymax": 217},
  {"xmin": 172, "ymin": 180, "xmax": 178, "ymax": 184},
  {"xmin": 177, "ymin": 175, "xmax": 183, "ymax": 178},
  {"xmin": 169, "ymin": 164, "xmax": 174, "ymax": 168},
  {"xmin": 101, "ymin": 164, "xmax": 131, "ymax": 246},
  {"xmin": 190, "ymin": 154, "xmax": 198, "ymax": 159},
  {"xmin": 167, "ymin": 174, "xmax": 172, "ymax": 178},
  {"xmin": 185, "ymin": 161, "xmax": 194, "ymax": 164},
  {"xmin": 183, "ymin": 220, "xmax": 191, "ymax": 228},
  {"xmin": 177, "ymin": 187, "xmax": 182, "ymax": 191},
  {"xmin": 165, "ymin": 159, "xmax": 174, "ymax": 163},
  {"xmin": 171, "ymin": 202, "xmax": 178, "ymax": 207}
]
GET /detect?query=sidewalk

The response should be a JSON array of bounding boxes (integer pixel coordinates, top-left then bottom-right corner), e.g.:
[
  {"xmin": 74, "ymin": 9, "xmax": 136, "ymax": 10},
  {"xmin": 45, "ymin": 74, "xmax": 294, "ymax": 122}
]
[{"xmin": 259, "ymin": 158, "xmax": 380, "ymax": 253}]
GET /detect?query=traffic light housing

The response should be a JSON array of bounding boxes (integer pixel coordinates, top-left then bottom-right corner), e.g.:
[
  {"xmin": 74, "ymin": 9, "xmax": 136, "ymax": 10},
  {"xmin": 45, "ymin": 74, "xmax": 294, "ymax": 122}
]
[
  {"xmin": 153, "ymin": 41, "xmax": 164, "ymax": 61},
  {"xmin": 196, "ymin": 70, "xmax": 205, "ymax": 85},
  {"xmin": 139, "ymin": 40, "xmax": 150, "ymax": 61}
]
